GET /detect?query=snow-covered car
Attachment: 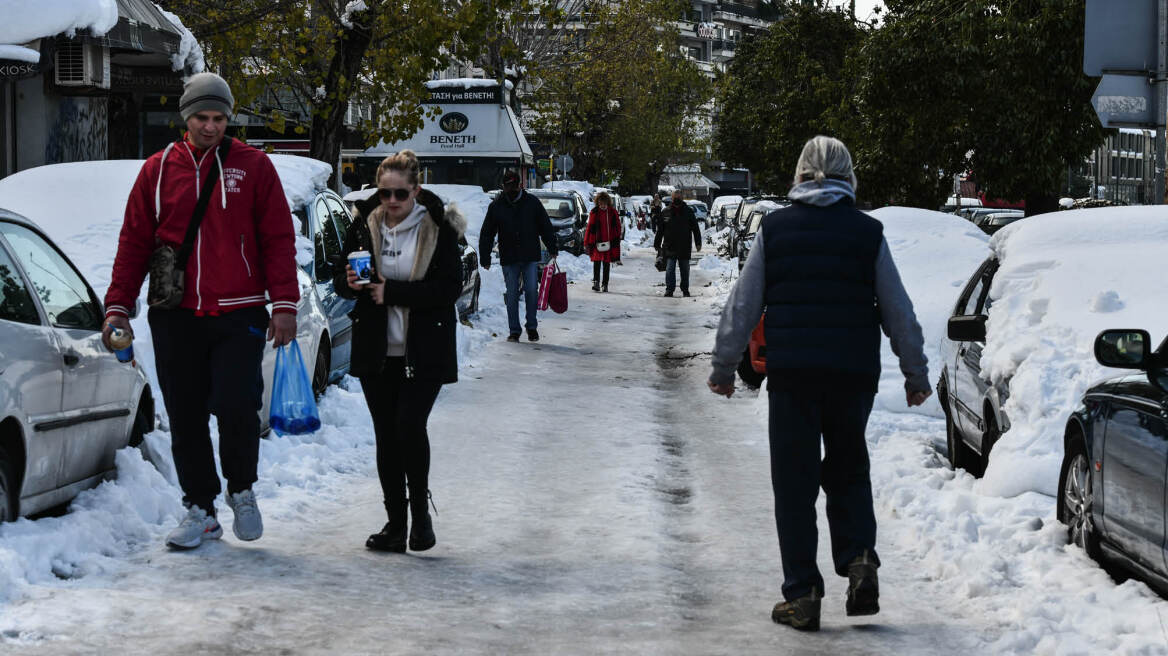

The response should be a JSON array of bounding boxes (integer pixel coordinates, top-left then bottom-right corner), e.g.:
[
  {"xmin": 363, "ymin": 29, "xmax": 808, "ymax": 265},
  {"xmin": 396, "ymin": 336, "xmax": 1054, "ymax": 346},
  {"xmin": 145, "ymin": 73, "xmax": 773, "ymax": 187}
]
[
  {"xmin": 1059, "ymin": 328, "xmax": 1168, "ymax": 595},
  {"xmin": 729, "ymin": 195, "xmax": 787, "ymax": 264},
  {"xmin": 937, "ymin": 255, "xmax": 1010, "ymax": 476},
  {"xmin": 685, "ymin": 199, "xmax": 710, "ymax": 233},
  {"xmin": 0, "ymin": 158, "xmax": 333, "ymax": 437},
  {"xmin": 974, "ymin": 211, "xmax": 1026, "ymax": 235},
  {"xmin": 733, "ymin": 200, "xmax": 786, "ymax": 270},
  {"xmin": 0, "ymin": 209, "xmax": 154, "ymax": 521},
  {"xmin": 341, "ymin": 186, "xmax": 482, "ymax": 319}
]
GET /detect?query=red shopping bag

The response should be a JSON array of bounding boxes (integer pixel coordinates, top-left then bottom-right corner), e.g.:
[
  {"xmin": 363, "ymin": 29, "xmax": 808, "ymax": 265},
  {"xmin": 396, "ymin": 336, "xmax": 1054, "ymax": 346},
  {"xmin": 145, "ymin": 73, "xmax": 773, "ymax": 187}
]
[{"xmin": 538, "ymin": 259, "xmax": 568, "ymax": 313}]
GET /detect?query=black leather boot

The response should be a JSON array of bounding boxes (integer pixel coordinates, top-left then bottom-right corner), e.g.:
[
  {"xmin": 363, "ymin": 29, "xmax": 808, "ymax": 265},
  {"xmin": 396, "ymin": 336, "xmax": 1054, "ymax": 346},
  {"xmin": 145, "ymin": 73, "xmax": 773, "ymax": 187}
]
[
  {"xmin": 366, "ymin": 499, "xmax": 408, "ymax": 552},
  {"xmin": 408, "ymin": 490, "xmax": 436, "ymax": 551}
]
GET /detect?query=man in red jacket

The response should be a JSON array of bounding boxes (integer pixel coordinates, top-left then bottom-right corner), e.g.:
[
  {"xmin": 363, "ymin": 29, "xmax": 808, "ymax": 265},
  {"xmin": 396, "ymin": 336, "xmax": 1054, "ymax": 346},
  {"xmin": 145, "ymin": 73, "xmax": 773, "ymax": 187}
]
[{"xmin": 101, "ymin": 72, "xmax": 298, "ymax": 550}]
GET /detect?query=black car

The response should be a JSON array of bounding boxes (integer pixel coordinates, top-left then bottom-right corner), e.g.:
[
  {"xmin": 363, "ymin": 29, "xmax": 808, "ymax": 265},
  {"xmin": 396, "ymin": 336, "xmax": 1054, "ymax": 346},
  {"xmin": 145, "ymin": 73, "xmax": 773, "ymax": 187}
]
[
  {"xmin": 1059, "ymin": 329, "xmax": 1168, "ymax": 595},
  {"xmin": 728, "ymin": 195, "xmax": 786, "ymax": 266},
  {"xmin": 938, "ymin": 256, "xmax": 1011, "ymax": 476},
  {"xmin": 975, "ymin": 211, "xmax": 1026, "ymax": 235},
  {"xmin": 732, "ymin": 199, "xmax": 788, "ymax": 270},
  {"xmin": 528, "ymin": 189, "xmax": 585, "ymax": 257}
]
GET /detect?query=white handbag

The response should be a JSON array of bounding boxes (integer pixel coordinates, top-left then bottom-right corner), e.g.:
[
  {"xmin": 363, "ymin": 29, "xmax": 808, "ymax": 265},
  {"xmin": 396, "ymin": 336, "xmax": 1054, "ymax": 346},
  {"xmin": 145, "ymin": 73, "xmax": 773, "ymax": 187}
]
[{"xmin": 596, "ymin": 241, "xmax": 611, "ymax": 252}]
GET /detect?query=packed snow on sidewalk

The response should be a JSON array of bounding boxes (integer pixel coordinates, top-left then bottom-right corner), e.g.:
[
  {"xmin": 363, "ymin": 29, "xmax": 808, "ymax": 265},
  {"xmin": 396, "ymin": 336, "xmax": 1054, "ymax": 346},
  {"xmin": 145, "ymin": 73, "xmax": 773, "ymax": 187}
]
[{"xmin": 697, "ymin": 205, "xmax": 1168, "ymax": 654}]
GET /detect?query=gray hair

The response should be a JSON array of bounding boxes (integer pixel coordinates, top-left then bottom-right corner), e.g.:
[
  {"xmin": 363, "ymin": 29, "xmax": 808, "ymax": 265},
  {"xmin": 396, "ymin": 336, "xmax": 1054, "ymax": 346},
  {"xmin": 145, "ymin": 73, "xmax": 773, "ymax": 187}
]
[{"xmin": 793, "ymin": 135, "xmax": 857, "ymax": 189}]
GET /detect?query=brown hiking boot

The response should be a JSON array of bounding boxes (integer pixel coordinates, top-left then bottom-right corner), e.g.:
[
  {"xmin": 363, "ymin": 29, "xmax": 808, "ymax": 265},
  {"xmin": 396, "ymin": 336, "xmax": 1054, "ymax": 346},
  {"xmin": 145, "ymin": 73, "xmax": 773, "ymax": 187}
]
[
  {"xmin": 846, "ymin": 550, "xmax": 880, "ymax": 616},
  {"xmin": 771, "ymin": 589, "xmax": 821, "ymax": 631}
]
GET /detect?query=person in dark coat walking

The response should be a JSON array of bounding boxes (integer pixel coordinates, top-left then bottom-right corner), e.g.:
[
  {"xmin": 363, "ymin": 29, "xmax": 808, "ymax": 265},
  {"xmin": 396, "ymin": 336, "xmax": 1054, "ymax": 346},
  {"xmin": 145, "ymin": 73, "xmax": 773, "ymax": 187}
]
[
  {"xmin": 335, "ymin": 150, "xmax": 463, "ymax": 553},
  {"xmin": 478, "ymin": 170, "xmax": 558, "ymax": 342},
  {"xmin": 707, "ymin": 136, "xmax": 932, "ymax": 631},
  {"xmin": 584, "ymin": 191, "xmax": 621, "ymax": 292},
  {"xmin": 649, "ymin": 195, "xmax": 663, "ymax": 232},
  {"xmin": 653, "ymin": 190, "xmax": 702, "ymax": 297}
]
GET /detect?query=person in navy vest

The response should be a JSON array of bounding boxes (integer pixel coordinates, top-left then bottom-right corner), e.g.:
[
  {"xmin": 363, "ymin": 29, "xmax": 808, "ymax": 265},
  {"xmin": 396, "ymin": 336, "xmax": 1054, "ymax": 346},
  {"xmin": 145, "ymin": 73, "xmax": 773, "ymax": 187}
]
[{"xmin": 706, "ymin": 136, "xmax": 932, "ymax": 631}]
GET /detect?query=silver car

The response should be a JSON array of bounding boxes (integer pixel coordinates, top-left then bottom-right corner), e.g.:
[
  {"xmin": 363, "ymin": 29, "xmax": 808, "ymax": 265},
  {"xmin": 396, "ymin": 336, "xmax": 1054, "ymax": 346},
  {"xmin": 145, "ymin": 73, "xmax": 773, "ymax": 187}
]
[{"xmin": 0, "ymin": 210, "xmax": 154, "ymax": 521}]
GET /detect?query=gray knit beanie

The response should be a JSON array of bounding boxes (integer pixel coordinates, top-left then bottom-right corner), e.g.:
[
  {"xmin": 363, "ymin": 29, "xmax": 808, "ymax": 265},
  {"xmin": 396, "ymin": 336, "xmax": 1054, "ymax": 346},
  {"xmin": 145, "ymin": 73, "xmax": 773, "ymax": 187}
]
[{"xmin": 179, "ymin": 72, "xmax": 235, "ymax": 121}]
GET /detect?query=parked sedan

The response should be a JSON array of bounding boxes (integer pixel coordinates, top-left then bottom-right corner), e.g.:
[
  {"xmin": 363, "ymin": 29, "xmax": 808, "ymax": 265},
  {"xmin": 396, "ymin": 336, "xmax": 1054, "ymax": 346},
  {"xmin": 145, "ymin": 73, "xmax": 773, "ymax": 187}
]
[
  {"xmin": 1059, "ymin": 329, "xmax": 1168, "ymax": 595},
  {"xmin": 937, "ymin": 256, "xmax": 1011, "ymax": 476},
  {"xmin": 734, "ymin": 200, "xmax": 786, "ymax": 270},
  {"xmin": 0, "ymin": 210, "xmax": 154, "ymax": 521},
  {"xmin": 529, "ymin": 189, "xmax": 586, "ymax": 257},
  {"xmin": 975, "ymin": 211, "xmax": 1026, "ymax": 235}
]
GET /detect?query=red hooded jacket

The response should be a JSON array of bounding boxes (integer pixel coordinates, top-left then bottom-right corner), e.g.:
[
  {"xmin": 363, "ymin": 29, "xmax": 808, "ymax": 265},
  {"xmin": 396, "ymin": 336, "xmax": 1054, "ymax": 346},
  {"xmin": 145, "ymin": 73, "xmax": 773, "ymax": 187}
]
[
  {"xmin": 104, "ymin": 137, "xmax": 298, "ymax": 320},
  {"xmin": 584, "ymin": 205, "xmax": 621, "ymax": 263}
]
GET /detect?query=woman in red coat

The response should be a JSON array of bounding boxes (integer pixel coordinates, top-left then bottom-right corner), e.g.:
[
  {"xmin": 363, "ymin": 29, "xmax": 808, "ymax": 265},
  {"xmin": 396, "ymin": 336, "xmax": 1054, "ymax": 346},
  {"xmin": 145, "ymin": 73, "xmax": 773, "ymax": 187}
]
[{"xmin": 585, "ymin": 191, "xmax": 622, "ymax": 292}]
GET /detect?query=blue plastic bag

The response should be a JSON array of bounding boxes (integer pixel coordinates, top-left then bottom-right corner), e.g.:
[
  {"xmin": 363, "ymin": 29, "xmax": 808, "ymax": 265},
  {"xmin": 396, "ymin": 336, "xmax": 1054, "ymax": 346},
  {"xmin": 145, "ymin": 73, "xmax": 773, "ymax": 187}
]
[{"xmin": 269, "ymin": 340, "xmax": 321, "ymax": 436}]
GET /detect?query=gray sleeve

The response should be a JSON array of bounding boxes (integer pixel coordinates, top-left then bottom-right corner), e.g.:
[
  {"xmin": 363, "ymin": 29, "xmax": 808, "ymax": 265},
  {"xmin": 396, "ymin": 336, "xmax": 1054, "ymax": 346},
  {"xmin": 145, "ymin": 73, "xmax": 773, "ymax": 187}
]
[
  {"xmin": 710, "ymin": 226, "xmax": 766, "ymax": 385},
  {"xmin": 874, "ymin": 238, "xmax": 931, "ymax": 393}
]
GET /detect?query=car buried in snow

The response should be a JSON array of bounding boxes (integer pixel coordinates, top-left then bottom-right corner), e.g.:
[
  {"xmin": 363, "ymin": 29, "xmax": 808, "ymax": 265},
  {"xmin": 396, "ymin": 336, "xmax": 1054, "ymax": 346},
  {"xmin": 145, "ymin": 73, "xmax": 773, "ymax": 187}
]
[
  {"xmin": 0, "ymin": 209, "xmax": 154, "ymax": 521},
  {"xmin": 1059, "ymin": 329, "xmax": 1168, "ymax": 596}
]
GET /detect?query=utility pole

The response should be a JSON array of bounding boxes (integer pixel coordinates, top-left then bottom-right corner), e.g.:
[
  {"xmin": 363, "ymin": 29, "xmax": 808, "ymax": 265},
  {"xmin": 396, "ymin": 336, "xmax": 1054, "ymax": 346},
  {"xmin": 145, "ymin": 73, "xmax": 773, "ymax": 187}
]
[{"xmin": 1157, "ymin": 0, "xmax": 1167, "ymax": 202}]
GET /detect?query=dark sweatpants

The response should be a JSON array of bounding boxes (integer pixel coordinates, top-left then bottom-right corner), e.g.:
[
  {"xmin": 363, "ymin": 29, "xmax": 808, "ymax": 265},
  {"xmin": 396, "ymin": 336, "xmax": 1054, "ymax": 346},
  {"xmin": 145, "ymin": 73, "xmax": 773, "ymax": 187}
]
[
  {"xmin": 149, "ymin": 306, "xmax": 269, "ymax": 515},
  {"xmin": 768, "ymin": 384, "xmax": 881, "ymax": 601},
  {"xmin": 359, "ymin": 357, "xmax": 442, "ymax": 510}
]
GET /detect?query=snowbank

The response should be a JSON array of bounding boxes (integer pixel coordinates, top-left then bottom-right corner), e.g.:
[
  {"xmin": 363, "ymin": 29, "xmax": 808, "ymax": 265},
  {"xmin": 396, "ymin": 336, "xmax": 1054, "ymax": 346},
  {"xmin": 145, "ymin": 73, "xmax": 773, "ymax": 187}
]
[
  {"xmin": 867, "ymin": 207, "xmax": 991, "ymax": 416},
  {"xmin": 0, "ymin": 0, "xmax": 117, "ymax": 44},
  {"xmin": 978, "ymin": 207, "xmax": 1168, "ymax": 496}
]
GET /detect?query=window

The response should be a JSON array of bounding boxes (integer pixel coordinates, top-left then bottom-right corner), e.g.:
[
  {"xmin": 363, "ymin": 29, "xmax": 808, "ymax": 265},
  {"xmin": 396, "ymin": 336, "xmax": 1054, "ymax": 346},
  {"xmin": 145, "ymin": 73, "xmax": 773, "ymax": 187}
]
[
  {"xmin": 324, "ymin": 196, "xmax": 352, "ymax": 248},
  {"xmin": 956, "ymin": 258, "xmax": 997, "ymax": 316},
  {"xmin": 0, "ymin": 244, "xmax": 39, "ymax": 325},
  {"xmin": 0, "ymin": 223, "xmax": 100, "ymax": 330},
  {"xmin": 313, "ymin": 198, "xmax": 345, "ymax": 282}
]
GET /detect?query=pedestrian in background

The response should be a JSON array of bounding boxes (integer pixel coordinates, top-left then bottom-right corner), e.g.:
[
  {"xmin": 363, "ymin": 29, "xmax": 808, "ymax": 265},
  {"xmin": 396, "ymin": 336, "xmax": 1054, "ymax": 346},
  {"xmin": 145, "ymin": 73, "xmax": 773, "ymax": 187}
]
[
  {"xmin": 585, "ymin": 191, "xmax": 621, "ymax": 292},
  {"xmin": 103, "ymin": 72, "xmax": 298, "ymax": 550},
  {"xmin": 479, "ymin": 170, "xmax": 558, "ymax": 342},
  {"xmin": 649, "ymin": 195, "xmax": 663, "ymax": 232},
  {"xmin": 653, "ymin": 189, "xmax": 702, "ymax": 297},
  {"xmin": 337, "ymin": 149, "xmax": 463, "ymax": 553},
  {"xmin": 707, "ymin": 135, "xmax": 932, "ymax": 631}
]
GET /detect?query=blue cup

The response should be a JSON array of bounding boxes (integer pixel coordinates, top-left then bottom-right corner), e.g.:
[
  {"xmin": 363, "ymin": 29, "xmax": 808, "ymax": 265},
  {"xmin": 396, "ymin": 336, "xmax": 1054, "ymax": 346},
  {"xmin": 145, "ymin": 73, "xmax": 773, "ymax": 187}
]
[
  {"xmin": 347, "ymin": 250, "xmax": 372, "ymax": 284},
  {"xmin": 115, "ymin": 343, "xmax": 134, "ymax": 363}
]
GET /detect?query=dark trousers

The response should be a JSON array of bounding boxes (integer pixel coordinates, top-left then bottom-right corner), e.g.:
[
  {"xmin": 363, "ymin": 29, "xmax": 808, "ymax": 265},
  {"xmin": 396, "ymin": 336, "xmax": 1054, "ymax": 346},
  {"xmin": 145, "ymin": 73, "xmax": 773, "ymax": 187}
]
[
  {"xmin": 592, "ymin": 261, "xmax": 610, "ymax": 286},
  {"xmin": 360, "ymin": 358, "xmax": 443, "ymax": 512},
  {"xmin": 665, "ymin": 257, "xmax": 690, "ymax": 293},
  {"xmin": 768, "ymin": 385, "xmax": 881, "ymax": 601},
  {"xmin": 149, "ymin": 306, "xmax": 268, "ymax": 514}
]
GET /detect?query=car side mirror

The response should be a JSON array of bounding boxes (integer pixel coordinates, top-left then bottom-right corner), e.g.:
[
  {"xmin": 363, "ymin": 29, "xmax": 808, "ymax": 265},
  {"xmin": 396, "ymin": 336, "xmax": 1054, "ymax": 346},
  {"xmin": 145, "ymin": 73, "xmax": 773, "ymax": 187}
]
[
  {"xmin": 1094, "ymin": 329, "xmax": 1151, "ymax": 369},
  {"xmin": 947, "ymin": 315, "xmax": 987, "ymax": 342}
]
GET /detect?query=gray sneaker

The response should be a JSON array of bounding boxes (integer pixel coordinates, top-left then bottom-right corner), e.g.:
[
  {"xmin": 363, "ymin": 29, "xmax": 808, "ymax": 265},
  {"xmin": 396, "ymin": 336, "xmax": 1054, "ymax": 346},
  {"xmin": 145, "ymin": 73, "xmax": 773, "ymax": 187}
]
[
  {"xmin": 166, "ymin": 506, "xmax": 222, "ymax": 549},
  {"xmin": 226, "ymin": 489, "xmax": 263, "ymax": 541}
]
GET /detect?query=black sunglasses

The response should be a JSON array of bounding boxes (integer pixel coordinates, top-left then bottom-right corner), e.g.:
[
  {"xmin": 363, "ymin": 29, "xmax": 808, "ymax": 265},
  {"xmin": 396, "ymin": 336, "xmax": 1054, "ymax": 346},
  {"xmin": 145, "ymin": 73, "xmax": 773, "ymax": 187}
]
[{"xmin": 378, "ymin": 187, "xmax": 412, "ymax": 201}]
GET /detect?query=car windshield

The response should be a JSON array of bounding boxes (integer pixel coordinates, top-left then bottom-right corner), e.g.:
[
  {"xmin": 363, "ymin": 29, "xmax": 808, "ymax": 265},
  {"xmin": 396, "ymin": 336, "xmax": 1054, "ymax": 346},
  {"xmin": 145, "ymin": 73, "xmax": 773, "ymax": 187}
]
[
  {"xmin": 537, "ymin": 196, "xmax": 576, "ymax": 218},
  {"xmin": 990, "ymin": 215, "xmax": 1024, "ymax": 226}
]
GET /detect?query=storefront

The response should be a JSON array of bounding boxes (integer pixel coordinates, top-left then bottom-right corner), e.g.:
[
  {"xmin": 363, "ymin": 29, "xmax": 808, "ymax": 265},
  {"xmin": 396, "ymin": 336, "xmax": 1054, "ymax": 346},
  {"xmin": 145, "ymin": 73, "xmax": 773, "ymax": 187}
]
[{"xmin": 351, "ymin": 79, "xmax": 534, "ymax": 191}]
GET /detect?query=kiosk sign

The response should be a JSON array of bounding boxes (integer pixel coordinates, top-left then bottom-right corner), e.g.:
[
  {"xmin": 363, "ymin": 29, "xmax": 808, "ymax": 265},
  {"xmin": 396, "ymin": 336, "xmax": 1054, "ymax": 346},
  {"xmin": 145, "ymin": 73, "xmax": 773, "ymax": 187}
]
[{"xmin": 0, "ymin": 59, "xmax": 39, "ymax": 80}]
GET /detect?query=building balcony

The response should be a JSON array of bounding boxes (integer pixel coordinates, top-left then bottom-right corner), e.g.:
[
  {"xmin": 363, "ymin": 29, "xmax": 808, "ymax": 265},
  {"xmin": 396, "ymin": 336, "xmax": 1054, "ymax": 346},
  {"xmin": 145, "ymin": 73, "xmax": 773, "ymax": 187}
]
[{"xmin": 711, "ymin": 39, "xmax": 737, "ymax": 60}]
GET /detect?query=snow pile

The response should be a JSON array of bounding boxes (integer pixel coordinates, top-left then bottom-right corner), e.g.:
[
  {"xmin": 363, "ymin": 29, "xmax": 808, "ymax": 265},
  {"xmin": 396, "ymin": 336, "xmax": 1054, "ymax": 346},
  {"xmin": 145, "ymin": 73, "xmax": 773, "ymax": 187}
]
[
  {"xmin": 425, "ymin": 77, "xmax": 513, "ymax": 90},
  {"xmin": 0, "ymin": 44, "xmax": 39, "ymax": 62},
  {"xmin": 978, "ymin": 207, "xmax": 1168, "ymax": 496},
  {"xmin": 153, "ymin": 4, "xmax": 205, "ymax": 73},
  {"xmin": 709, "ymin": 194, "xmax": 742, "ymax": 218},
  {"xmin": 0, "ymin": 0, "xmax": 117, "ymax": 44},
  {"xmin": 867, "ymin": 207, "xmax": 991, "ymax": 416}
]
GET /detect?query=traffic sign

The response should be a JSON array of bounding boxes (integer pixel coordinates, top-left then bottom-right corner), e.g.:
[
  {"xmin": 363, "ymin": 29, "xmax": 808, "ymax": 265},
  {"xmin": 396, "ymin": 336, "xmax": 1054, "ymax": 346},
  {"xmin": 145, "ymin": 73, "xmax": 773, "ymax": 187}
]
[
  {"xmin": 1084, "ymin": 0, "xmax": 1158, "ymax": 76},
  {"xmin": 1092, "ymin": 73, "xmax": 1163, "ymax": 128},
  {"xmin": 554, "ymin": 154, "xmax": 574, "ymax": 174}
]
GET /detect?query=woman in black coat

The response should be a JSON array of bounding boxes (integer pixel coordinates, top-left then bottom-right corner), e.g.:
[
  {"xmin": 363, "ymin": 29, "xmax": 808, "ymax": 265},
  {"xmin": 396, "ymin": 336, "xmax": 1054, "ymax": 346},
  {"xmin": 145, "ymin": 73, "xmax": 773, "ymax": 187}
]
[{"xmin": 334, "ymin": 149, "xmax": 463, "ymax": 552}]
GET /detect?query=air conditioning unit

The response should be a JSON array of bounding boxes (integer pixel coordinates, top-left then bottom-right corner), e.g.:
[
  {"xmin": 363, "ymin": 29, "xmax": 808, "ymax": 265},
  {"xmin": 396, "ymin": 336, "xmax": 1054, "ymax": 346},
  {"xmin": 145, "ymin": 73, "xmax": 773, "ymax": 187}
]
[{"xmin": 54, "ymin": 40, "xmax": 109, "ymax": 90}]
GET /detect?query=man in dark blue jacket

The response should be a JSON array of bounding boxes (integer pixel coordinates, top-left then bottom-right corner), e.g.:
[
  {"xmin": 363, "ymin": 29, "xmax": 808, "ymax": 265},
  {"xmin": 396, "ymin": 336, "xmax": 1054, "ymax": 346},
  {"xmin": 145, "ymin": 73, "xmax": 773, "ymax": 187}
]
[
  {"xmin": 479, "ymin": 170, "xmax": 558, "ymax": 342},
  {"xmin": 707, "ymin": 136, "xmax": 932, "ymax": 631}
]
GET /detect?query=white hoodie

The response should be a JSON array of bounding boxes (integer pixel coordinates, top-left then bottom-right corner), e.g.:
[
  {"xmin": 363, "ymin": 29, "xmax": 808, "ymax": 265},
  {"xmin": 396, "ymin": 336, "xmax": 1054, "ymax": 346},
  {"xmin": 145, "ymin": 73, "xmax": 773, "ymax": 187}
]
[{"xmin": 379, "ymin": 203, "xmax": 427, "ymax": 356}]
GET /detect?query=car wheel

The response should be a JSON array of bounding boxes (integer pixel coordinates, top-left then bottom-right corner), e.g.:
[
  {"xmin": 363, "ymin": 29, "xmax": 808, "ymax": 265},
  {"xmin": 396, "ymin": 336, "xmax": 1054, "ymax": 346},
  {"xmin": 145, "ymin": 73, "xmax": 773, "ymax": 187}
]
[
  {"xmin": 979, "ymin": 412, "xmax": 1000, "ymax": 476},
  {"xmin": 736, "ymin": 348, "xmax": 766, "ymax": 388},
  {"xmin": 1057, "ymin": 436, "xmax": 1100, "ymax": 559},
  {"xmin": 129, "ymin": 405, "xmax": 147, "ymax": 448},
  {"xmin": 944, "ymin": 411, "xmax": 968, "ymax": 472},
  {"xmin": 312, "ymin": 336, "xmax": 331, "ymax": 400},
  {"xmin": 0, "ymin": 448, "xmax": 15, "ymax": 523}
]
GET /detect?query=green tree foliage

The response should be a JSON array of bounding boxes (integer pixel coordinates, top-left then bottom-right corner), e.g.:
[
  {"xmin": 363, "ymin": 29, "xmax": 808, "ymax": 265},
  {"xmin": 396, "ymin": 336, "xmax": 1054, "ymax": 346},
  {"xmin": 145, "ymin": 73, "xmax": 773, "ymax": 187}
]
[
  {"xmin": 166, "ymin": 0, "xmax": 490, "ymax": 168},
  {"xmin": 716, "ymin": 0, "xmax": 1106, "ymax": 211},
  {"xmin": 712, "ymin": 3, "xmax": 863, "ymax": 193},
  {"xmin": 868, "ymin": 0, "xmax": 1105, "ymax": 213},
  {"xmin": 527, "ymin": 0, "xmax": 711, "ymax": 191}
]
